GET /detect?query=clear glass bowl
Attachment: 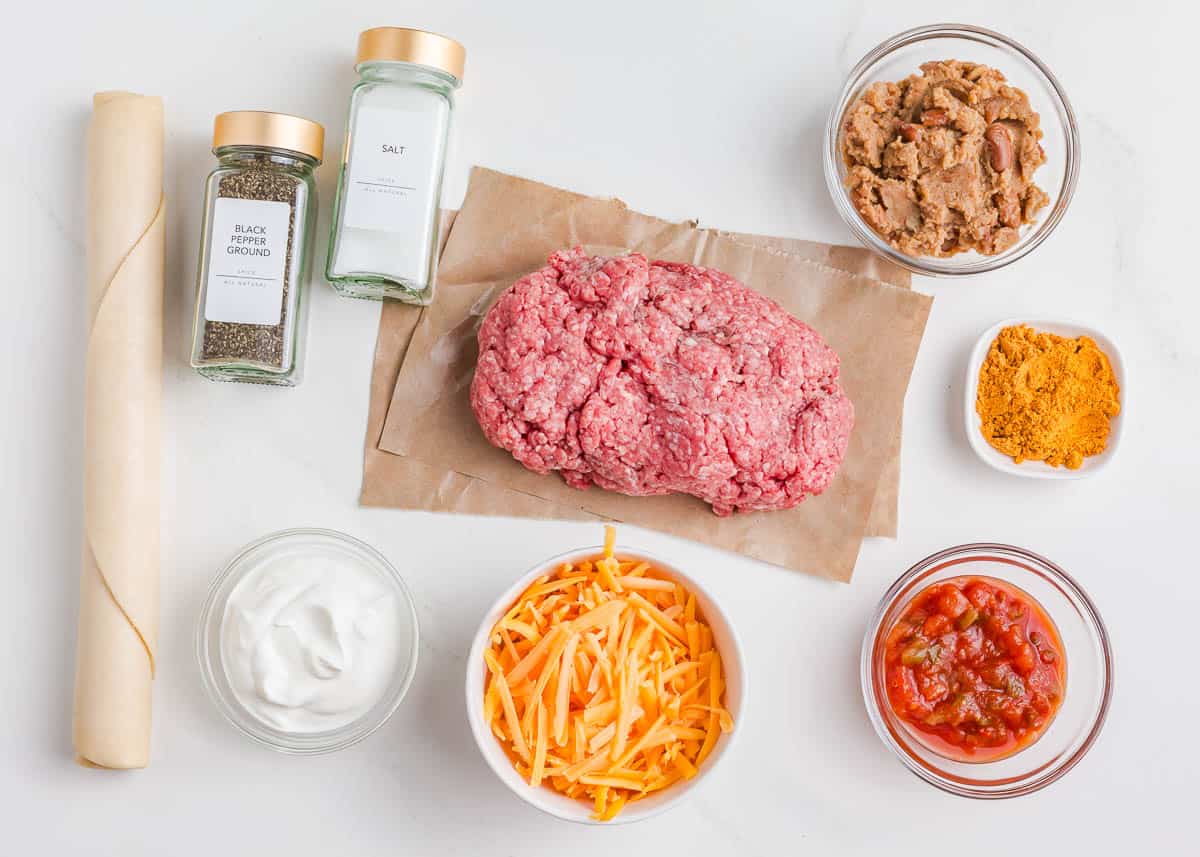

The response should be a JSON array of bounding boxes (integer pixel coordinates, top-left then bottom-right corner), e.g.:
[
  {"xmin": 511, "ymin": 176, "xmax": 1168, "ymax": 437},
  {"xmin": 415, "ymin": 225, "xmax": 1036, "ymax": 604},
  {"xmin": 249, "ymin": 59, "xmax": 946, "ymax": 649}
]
[
  {"xmin": 824, "ymin": 23, "xmax": 1080, "ymax": 276},
  {"xmin": 861, "ymin": 544, "xmax": 1112, "ymax": 797},
  {"xmin": 196, "ymin": 528, "xmax": 420, "ymax": 754}
]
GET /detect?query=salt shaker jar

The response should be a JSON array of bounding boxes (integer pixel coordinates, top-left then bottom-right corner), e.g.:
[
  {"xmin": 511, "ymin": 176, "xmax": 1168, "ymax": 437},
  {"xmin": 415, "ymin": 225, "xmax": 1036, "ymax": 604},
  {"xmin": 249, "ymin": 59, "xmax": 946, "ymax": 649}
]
[
  {"xmin": 190, "ymin": 111, "xmax": 323, "ymax": 386},
  {"xmin": 326, "ymin": 27, "xmax": 465, "ymax": 304}
]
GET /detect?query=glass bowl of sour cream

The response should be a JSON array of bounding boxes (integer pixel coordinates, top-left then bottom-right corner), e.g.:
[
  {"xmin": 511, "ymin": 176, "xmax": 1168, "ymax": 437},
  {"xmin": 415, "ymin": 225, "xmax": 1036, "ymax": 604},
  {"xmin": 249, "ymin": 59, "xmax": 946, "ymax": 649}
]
[{"xmin": 196, "ymin": 528, "xmax": 420, "ymax": 754}]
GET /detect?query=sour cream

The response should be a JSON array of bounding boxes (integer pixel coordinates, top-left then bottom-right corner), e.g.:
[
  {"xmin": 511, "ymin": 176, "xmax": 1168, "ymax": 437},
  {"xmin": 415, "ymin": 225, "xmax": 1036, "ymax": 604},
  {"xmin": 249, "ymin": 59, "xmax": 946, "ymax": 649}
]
[{"xmin": 220, "ymin": 547, "xmax": 405, "ymax": 733}]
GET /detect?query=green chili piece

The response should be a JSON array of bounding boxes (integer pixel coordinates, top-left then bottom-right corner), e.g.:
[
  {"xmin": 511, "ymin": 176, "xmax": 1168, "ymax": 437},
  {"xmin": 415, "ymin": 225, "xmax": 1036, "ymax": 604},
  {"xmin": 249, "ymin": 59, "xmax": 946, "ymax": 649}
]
[{"xmin": 901, "ymin": 644, "xmax": 928, "ymax": 666}]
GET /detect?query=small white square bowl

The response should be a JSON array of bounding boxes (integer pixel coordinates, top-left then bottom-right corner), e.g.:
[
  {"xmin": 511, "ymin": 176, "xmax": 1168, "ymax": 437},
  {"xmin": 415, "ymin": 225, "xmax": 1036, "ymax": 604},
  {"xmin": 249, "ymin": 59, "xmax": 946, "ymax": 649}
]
[{"xmin": 964, "ymin": 318, "xmax": 1125, "ymax": 479}]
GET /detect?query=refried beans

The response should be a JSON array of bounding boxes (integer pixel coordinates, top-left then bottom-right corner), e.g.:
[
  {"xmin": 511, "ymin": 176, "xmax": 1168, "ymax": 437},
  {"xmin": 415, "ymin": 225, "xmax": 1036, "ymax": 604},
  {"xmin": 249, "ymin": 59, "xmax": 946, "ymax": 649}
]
[{"xmin": 841, "ymin": 60, "xmax": 1049, "ymax": 258}]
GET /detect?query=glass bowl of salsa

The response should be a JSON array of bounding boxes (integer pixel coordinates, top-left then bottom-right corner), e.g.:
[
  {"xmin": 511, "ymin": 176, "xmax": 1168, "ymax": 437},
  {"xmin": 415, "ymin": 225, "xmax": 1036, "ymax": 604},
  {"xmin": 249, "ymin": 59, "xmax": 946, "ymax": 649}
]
[{"xmin": 861, "ymin": 544, "xmax": 1112, "ymax": 798}]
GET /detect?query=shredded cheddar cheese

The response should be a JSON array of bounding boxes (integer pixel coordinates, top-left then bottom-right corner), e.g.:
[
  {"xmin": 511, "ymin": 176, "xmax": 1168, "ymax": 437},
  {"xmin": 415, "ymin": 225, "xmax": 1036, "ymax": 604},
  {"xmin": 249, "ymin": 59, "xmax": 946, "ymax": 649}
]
[{"xmin": 483, "ymin": 526, "xmax": 734, "ymax": 821}]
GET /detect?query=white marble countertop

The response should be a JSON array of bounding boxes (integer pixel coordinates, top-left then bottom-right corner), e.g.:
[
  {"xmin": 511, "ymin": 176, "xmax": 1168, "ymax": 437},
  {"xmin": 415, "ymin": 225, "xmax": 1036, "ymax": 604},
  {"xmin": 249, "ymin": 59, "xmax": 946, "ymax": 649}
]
[{"xmin": 1, "ymin": 1, "xmax": 1191, "ymax": 854}]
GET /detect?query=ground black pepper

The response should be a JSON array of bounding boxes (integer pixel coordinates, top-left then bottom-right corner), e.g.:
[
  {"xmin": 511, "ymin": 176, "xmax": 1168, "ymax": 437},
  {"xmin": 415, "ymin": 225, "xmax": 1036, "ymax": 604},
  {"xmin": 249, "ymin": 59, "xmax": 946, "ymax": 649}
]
[
  {"xmin": 191, "ymin": 111, "xmax": 323, "ymax": 386},
  {"xmin": 200, "ymin": 160, "xmax": 299, "ymax": 368}
]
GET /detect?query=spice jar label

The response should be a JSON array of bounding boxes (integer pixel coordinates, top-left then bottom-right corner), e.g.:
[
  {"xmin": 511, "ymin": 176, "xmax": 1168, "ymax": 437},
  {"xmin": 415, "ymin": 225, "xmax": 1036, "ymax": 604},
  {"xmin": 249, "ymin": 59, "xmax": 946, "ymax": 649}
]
[
  {"xmin": 203, "ymin": 198, "xmax": 291, "ymax": 326},
  {"xmin": 342, "ymin": 106, "xmax": 440, "ymax": 235}
]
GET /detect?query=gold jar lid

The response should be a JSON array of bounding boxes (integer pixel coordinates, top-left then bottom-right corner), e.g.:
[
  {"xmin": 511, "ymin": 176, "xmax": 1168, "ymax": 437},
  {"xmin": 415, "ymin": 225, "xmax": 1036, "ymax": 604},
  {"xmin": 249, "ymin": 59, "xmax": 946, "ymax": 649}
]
[
  {"xmin": 212, "ymin": 111, "xmax": 325, "ymax": 162},
  {"xmin": 356, "ymin": 27, "xmax": 465, "ymax": 82}
]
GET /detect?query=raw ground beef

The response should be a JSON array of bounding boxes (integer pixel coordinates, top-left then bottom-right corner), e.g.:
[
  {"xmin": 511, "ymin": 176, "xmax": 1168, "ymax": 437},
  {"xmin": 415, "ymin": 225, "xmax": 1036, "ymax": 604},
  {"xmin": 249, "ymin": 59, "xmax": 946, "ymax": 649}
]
[{"xmin": 469, "ymin": 248, "xmax": 854, "ymax": 516}]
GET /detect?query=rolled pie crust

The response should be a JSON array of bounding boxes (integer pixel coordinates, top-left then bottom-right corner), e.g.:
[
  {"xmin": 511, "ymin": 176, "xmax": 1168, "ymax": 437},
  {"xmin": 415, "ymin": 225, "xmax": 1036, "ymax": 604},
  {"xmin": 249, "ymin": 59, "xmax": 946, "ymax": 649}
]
[{"xmin": 73, "ymin": 91, "xmax": 164, "ymax": 769}]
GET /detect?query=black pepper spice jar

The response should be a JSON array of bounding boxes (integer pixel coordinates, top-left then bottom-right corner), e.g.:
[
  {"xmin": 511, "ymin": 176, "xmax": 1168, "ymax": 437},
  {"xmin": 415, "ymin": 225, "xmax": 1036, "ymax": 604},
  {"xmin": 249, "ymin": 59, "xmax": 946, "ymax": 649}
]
[{"xmin": 189, "ymin": 111, "xmax": 324, "ymax": 386}]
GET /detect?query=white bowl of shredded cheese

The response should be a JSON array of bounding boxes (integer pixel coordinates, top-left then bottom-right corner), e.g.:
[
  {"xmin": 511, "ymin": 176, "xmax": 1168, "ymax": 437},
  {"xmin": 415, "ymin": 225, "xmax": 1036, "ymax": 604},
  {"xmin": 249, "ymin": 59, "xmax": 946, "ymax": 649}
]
[{"xmin": 465, "ymin": 536, "xmax": 746, "ymax": 825}]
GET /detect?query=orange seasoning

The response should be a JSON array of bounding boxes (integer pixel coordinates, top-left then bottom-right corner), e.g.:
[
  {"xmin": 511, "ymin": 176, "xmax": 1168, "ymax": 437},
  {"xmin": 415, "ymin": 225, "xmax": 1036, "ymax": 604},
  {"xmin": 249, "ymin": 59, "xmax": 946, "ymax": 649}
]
[
  {"xmin": 976, "ymin": 325, "xmax": 1120, "ymax": 468},
  {"xmin": 482, "ymin": 526, "xmax": 733, "ymax": 821}
]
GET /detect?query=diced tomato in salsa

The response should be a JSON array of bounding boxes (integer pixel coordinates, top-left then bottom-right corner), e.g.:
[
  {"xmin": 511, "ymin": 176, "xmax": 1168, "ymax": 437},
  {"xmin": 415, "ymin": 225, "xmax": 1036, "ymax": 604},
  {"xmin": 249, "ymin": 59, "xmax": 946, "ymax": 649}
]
[{"xmin": 883, "ymin": 576, "xmax": 1066, "ymax": 761}]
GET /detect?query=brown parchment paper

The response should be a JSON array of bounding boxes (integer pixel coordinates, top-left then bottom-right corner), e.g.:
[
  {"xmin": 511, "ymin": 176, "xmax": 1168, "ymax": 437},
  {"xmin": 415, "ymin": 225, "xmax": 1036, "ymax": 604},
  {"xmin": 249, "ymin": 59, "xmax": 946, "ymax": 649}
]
[
  {"xmin": 362, "ymin": 219, "xmax": 909, "ymax": 532},
  {"xmin": 367, "ymin": 168, "xmax": 930, "ymax": 580},
  {"xmin": 73, "ymin": 92, "xmax": 164, "ymax": 769}
]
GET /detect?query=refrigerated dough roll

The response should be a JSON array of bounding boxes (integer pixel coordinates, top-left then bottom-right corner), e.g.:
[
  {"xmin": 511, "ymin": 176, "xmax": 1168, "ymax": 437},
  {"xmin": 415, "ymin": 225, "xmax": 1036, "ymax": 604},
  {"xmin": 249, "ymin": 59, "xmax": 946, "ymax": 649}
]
[{"xmin": 73, "ymin": 91, "xmax": 164, "ymax": 770}]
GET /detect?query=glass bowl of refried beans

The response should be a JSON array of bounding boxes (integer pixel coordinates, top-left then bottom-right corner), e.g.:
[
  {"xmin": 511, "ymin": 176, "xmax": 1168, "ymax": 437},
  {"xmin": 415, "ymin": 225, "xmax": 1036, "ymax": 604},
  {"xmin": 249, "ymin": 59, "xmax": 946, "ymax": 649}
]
[{"xmin": 824, "ymin": 24, "xmax": 1079, "ymax": 276}]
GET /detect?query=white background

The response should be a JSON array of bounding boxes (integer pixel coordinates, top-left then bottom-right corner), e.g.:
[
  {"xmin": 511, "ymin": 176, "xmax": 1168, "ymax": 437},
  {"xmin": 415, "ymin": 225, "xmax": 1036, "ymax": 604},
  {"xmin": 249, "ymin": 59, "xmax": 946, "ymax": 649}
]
[{"xmin": 1, "ymin": 1, "xmax": 1192, "ymax": 854}]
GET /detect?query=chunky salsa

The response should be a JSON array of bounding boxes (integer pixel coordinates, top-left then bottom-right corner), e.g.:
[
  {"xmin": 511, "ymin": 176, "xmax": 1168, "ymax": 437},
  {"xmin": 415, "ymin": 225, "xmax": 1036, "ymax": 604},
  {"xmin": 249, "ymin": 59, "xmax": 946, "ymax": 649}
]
[{"xmin": 883, "ymin": 576, "xmax": 1065, "ymax": 761}]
